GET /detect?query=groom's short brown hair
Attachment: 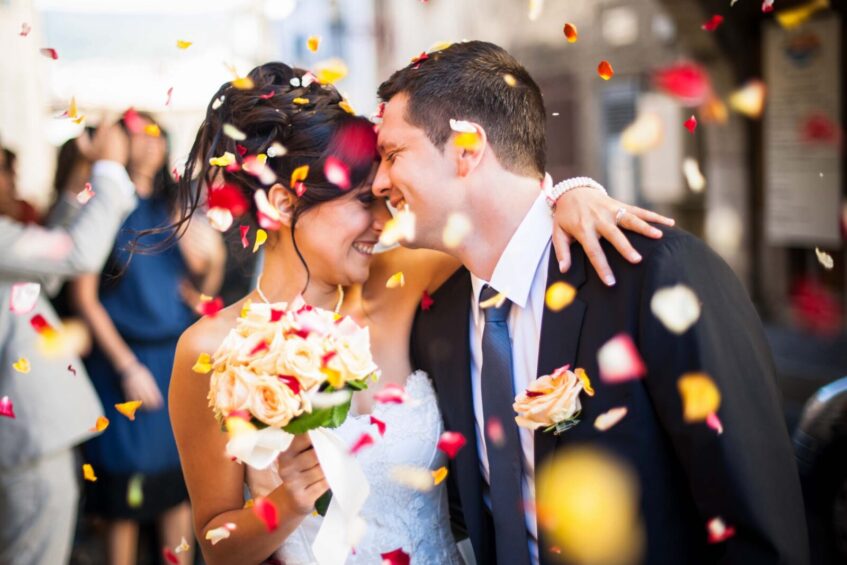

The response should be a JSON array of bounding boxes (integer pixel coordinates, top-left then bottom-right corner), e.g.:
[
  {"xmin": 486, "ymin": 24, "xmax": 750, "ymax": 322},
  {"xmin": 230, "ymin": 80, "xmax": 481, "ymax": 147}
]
[{"xmin": 378, "ymin": 41, "xmax": 546, "ymax": 177}]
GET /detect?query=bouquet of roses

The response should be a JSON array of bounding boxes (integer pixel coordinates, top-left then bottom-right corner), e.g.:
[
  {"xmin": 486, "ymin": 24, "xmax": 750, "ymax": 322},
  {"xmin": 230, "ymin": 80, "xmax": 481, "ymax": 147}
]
[{"xmin": 208, "ymin": 296, "xmax": 379, "ymax": 521}]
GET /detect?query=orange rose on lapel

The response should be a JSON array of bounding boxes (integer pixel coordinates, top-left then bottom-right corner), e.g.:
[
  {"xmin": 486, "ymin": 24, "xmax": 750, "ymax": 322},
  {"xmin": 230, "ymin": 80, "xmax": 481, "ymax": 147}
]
[{"xmin": 513, "ymin": 365, "xmax": 595, "ymax": 435}]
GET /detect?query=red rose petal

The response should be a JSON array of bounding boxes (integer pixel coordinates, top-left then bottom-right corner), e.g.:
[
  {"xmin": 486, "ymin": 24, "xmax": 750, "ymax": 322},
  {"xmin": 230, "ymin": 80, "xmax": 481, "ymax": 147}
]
[
  {"xmin": 163, "ymin": 547, "xmax": 179, "ymax": 565},
  {"xmin": 597, "ymin": 60, "xmax": 614, "ymax": 80},
  {"xmin": 29, "ymin": 314, "xmax": 52, "ymax": 334},
  {"xmin": 701, "ymin": 15, "xmax": 724, "ymax": 32},
  {"xmin": 437, "ymin": 431, "xmax": 467, "ymax": 459},
  {"xmin": 40, "ymin": 47, "xmax": 58, "ymax": 59},
  {"xmin": 240, "ymin": 225, "xmax": 250, "ymax": 249},
  {"xmin": 253, "ymin": 497, "xmax": 279, "ymax": 532},
  {"xmin": 19, "ymin": 23, "xmax": 31, "ymax": 37},
  {"xmin": 350, "ymin": 432, "xmax": 375, "ymax": 455},
  {"xmin": 199, "ymin": 297, "xmax": 224, "ymax": 317},
  {"xmin": 653, "ymin": 62, "xmax": 711, "ymax": 106},
  {"xmin": 597, "ymin": 333, "xmax": 647, "ymax": 383},
  {"xmin": 123, "ymin": 108, "xmax": 144, "ymax": 134},
  {"xmin": 380, "ymin": 548, "xmax": 410, "ymax": 565},
  {"xmin": 270, "ymin": 308, "xmax": 285, "ymax": 322},
  {"xmin": 0, "ymin": 396, "xmax": 15, "ymax": 419},
  {"xmin": 208, "ymin": 184, "xmax": 249, "ymax": 217},
  {"xmin": 370, "ymin": 415, "xmax": 387, "ymax": 436},
  {"xmin": 249, "ymin": 341, "xmax": 269, "ymax": 356},
  {"xmin": 421, "ymin": 290, "xmax": 435, "ymax": 311},
  {"xmin": 684, "ymin": 115, "xmax": 698, "ymax": 134},
  {"xmin": 236, "ymin": 144, "xmax": 248, "ymax": 157},
  {"xmin": 374, "ymin": 384, "xmax": 407, "ymax": 404},
  {"xmin": 278, "ymin": 375, "xmax": 301, "ymax": 396},
  {"xmin": 707, "ymin": 517, "xmax": 736, "ymax": 543},
  {"xmin": 762, "ymin": 0, "xmax": 774, "ymax": 13},
  {"xmin": 706, "ymin": 412, "xmax": 724, "ymax": 434},
  {"xmin": 486, "ymin": 417, "xmax": 505, "ymax": 447},
  {"xmin": 259, "ymin": 90, "xmax": 275, "ymax": 100}
]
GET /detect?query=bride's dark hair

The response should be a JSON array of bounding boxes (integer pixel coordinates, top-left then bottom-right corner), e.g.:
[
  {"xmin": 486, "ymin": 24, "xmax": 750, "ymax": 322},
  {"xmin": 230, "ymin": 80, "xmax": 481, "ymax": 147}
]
[{"xmin": 135, "ymin": 62, "xmax": 377, "ymax": 270}]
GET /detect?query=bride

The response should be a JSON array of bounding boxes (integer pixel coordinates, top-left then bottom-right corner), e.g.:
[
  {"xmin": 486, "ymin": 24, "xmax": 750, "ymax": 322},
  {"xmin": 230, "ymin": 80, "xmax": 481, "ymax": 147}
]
[{"xmin": 167, "ymin": 62, "xmax": 671, "ymax": 564}]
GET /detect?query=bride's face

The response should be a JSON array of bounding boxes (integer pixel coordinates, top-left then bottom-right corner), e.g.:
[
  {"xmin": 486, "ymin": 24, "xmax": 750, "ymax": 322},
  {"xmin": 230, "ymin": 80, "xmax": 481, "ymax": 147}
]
[{"xmin": 293, "ymin": 184, "xmax": 390, "ymax": 287}]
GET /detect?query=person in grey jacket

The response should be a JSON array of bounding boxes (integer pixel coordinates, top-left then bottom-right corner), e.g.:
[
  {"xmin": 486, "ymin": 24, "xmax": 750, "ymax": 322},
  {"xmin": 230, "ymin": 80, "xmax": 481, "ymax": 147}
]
[{"xmin": 0, "ymin": 123, "xmax": 137, "ymax": 565}]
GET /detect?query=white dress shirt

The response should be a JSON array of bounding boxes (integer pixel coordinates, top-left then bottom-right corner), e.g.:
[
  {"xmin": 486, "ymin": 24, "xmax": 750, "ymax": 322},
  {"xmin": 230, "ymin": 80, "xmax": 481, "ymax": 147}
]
[{"xmin": 470, "ymin": 191, "xmax": 553, "ymax": 565}]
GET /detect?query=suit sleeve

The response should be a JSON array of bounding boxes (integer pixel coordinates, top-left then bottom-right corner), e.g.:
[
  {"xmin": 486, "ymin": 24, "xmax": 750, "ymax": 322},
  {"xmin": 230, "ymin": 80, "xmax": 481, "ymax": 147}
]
[{"xmin": 637, "ymin": 235, "xmax": 809, "ymax": 565}]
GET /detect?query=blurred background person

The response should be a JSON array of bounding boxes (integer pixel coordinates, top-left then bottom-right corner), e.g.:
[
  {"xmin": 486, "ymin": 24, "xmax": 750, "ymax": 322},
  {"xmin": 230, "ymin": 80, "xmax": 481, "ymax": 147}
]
[
  {"xmin": 0, "ymin": 123, "xmax": 138, "ymax": 565},
  {"xmin": 70, "ymin": 113, "xmax": 224, "ymax": 565},
  {"xmin": 0, "ymin": 146, "xmax": 40, "ymax": 225}
]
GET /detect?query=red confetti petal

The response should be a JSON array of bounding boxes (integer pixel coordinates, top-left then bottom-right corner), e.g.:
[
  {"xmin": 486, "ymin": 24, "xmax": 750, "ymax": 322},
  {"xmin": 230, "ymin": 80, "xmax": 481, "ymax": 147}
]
[
  {"xmin": 375, "ymin": 102, "xmax": 386, "ymax": 119},
  {"xmin": 208, "ymin": 184, "xmax": 249, "ymax": 217},
  {"xmin": 684, "ymin": 115, "xmax": 698, "ymax": 134},
  {"xmin": 199, "ymin": 297, "xmax": 224, "ymax": 317},
  {"xmin": 707, "ymin": 517, "xmax": 736, "ymax": 543},
  {"xmin": 653, "ymin": 62, "xmax": 711, "ymax": 106},
  {"xmin": 172, "ymin": 166, "xmax": 182, "ymax": 182},
  {"xmin": 486, "ymin": 417, "xmax": 505, "ymax": 447},
  {"xmin": 374, "ymin": 384, "xmax": 407, "ymax": 404},
  {"xmin": 240, "ymin": 225, "xmax": 250, "ymax": 248},
  {"xmin": 39, "ymin": 47, "xmax": 58, "ymax": 60},
  {"xmin": 278, "ymin": 375, "xmax": 301, "ymax": 396},
  {"xmin": 294, "ymin": 182, "xmax": 307, "ymax": 197},
  {"xmin": 437, "ymin": 431, "xmax": 467, "ymax": 459},
  {"xmin": 259, "ymin": 90, "xmax": 275, "ymax": 100},
  {"xmin": 29, "ymin": 314, "xmax": 52, "ymax": 334},
  {"xmin": 163, "ymin": 547, "xmax": 179, "ymax": 565},
  {"xmin": 68, "ymin": 364, "xmax": 77, "ymax": 376},
  {"xmin": 421, "ymin": 291, "xmax": 435, "ymax": 311},
  {"xmin": 563, "ymin": 23, "xmax": 578, "ymax": 43},
  {"xmin": 706, "ymin": 412, "xmax": 724, "ymax": 434},
  {"xmin": 270, "ymin": 308, "xmax": 285, "ymax": 322},
  {"xmin": 20, "ymin": 23, "xmax": 31, "ymax": 37},
  {"xmin": 381, "ymin": 548, "xmax": 410, "ymax": 565},
  {"xmin": 597, "ymin": 60, "xmax": 614, "ymax": 80},
  {"xmin": 253, "ymin": 497, "xmax": 279, "ymax": 532},
  {"xmin": 0, "ymin": 396, "xmax": 15, "ymax": 419},
  {"xmin": 165, "ymin": 86, "xmax": 173, "ymax": 106},
  {"xmin": 350, "ymin": 432, "xmax": 375, "ymax": 455},
  {"xmin": 236, "ymin": 144, "xmax": 248, "ymax": 157},
  {"xmin": 597, "ymin": 333, "xmax": 647, "ymax": 383},
  {"xmin": 370, "ymin": 415, "xmax": 387, "ymax": 436},
  {"xmin": 701, "ymin": 15, "xmax": 724, "ymax": 32},
  {"xmin": 249, "ymin": 341, "xmax": 269, "ymax": 356},
  {"xmin": 762, "ymin": 0, "xmax": 774, "ymax": 13},
  {"xmin": 410, "ymin": 52, "xmax": 429, "ymax": 65},
  {"xmin": 123, "ymin": 108, "xmax": 144, "ymax": 134},
  {"xmin": 324, "ymin": 156, "xmax": 351, "ymax": 190}
]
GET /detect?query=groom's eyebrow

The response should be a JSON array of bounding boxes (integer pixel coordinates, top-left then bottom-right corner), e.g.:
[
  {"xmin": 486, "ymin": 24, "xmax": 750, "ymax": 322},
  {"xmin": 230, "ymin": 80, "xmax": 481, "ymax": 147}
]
[{"xmin": 377, "ymin": 140, "xmax": 398, "ymax": 156}]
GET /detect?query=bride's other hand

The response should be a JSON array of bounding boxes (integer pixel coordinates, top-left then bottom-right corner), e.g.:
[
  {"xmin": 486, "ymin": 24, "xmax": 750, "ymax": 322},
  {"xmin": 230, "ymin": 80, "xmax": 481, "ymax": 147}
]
[
  {"xmin": 551, "ymin": 187, "xmax": 675, "ymax": 285},
  {"xmin": 275, "ymin": 435, "xmax": 329, "ymax": 516}
]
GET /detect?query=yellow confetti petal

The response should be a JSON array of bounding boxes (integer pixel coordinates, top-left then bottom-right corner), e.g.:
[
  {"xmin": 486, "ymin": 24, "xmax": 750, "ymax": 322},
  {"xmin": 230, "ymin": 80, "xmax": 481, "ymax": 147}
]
[
  {"xmin": 386, "ymin": 272, "xmax": 406, "ymax": 289},
  {"xmin": 240, "ymin": 299, "xmax": 253, "ymax": 318},
  {"xmin": 545, "ymin": 282, "xmax": 576, "ymax": 312},
  {"xmin": 290, "ymin": 164, "xmax": 309, "ymax": 187},
  {"xmin": 209, "ymin": 152, "xmax": 236, "ymax": 167},
  {"xmin": 243, "ymin": 498, "xmax": 255, "ymax": 509},
  {"xmin": 176, "ymin": 40, "xmax": 192, "ymax": 49},
  {"xmin": 775, "ymin": 0, "xmax": 829, "ymax": 29},
  {"xmin": 594, "ymin": 407, "xmax": 628, "ymax": 431},
  {"xmin": 253, "ymin": 229, "xmax": 268, "ymax": 253},
  {"xmin": 432, "ymin": 466, "xmax": 449, "ymax": 485},
  {"xmin": 292, "ymin": 97, "xmax": 310, "ymax": 105},
  {"xmin": 90, "ymin": 416, "xmax": 110, "ymax": 432},
  {"xmin": 12, "ymin": 357, "xmax": 30, "ymax": 374},
  {"xmin": 480, "ymin": 291, "xmax": 507, "ymax": 309},
  {"xmin": 83, "ymin": 463, "xmax": 97, "ymax": 482},
  {"xmin": 322, "ymin": 367, "xmax": 344, "ymax": 389},
  {"xmin": 503, "ymin": 73, "xmax": 517, "ymax": 87},
  {"xmin": 307, "ymin": 35, "xmax": 321, "ymax": 53},
  {"xmin": 729, "ymin": 80, "xmax": 766, "ymax": 119},
  {"xmin": 115, "ymin": 400, "xmax": 143, "ymax": 421},
  {"xmin": 192, "ymin": 353, "xmax": 212, "ymax": 374},
  {"xmin": 231, "ymin": 76, "xmax": 255, "ymax": 90},
  {"xmin": 174, "ymin": 537, "xmax": 190, "ymax": 554},
  {"xmin": 339, "ymin": 100, "xmax": 354, "ymax": 114},
  {"xmin": 68, "ymin": 96, "xmax": 79, "ymax": 118},
  {"xmin": 678, "ymin": 372, "xmax": 721, "ymax": 423},
  {"xmin": 225, "ymin": 415, "xmax": 256, "ymax": 437},
  {"xmin": 575, "ymin": 368, "xmax": 595, "ymax": 396},
  {"xmin": 144, "ymin": 124, "xmax": 161, "ymax": 137},
  {"xmin": 816, "ymin": 247, "xmax": 834, "ymax": 270},
  {"xmin": 314, "ymin": 58, "xmax": 348, "ymax": 85},
  {"xmin": 454, "ymin": 132, "xmax": 481, "ymax": 151},
  {"xmin": 127, "ymin": 473, "xmax": 144, "ymax": 508}
]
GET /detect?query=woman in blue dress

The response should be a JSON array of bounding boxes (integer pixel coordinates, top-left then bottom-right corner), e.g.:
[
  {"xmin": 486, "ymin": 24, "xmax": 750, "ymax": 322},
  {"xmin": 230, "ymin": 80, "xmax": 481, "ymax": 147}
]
[{"xmin": 72, "ymin": 113, "xmax": 225, "ymax": 565}]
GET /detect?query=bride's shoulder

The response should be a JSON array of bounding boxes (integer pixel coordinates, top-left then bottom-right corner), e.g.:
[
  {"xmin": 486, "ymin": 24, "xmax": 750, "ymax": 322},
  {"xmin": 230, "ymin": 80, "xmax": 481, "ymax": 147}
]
[{"xmin": 174, "ymin": 299, "xmax": 244, "ymax": 375}]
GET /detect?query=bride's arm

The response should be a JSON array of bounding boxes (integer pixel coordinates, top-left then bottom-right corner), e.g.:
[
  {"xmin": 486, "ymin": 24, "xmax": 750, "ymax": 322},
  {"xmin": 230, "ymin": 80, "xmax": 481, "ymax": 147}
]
[{"xmin": 169, "ymin": 321, "xmax": 326, "ymax": 565}]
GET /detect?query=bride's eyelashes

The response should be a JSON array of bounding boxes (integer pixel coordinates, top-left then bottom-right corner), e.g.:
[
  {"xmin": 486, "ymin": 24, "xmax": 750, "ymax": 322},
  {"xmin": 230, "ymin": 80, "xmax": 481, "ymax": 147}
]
[{"xmin": 357, "ymin": 192, "xmax": 376, "ymax": 206}]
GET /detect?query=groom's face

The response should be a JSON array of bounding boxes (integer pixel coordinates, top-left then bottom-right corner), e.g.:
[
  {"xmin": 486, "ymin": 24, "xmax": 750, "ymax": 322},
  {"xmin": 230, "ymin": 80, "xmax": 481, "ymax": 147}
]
[{"xmin": 373, "ymin": 93, "xmax": 459, "ymax": 250}]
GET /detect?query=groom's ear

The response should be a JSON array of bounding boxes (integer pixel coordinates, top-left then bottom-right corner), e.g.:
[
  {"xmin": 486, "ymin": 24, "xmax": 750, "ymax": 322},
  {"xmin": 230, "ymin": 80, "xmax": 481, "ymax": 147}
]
[
  {"xmin": 452, "ymin": 122, "xmax": 487, "ymax": 178},
  {"xmin": 268, "ymin": 183, "xmax": 296, "ymax": 227}
]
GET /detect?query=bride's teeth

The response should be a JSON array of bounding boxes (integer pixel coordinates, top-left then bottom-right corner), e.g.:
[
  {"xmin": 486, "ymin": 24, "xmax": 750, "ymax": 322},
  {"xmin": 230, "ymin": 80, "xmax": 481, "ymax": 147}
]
[{"xmin": 353, "ymin": 242, "xmax": 374, "ymax": 255}]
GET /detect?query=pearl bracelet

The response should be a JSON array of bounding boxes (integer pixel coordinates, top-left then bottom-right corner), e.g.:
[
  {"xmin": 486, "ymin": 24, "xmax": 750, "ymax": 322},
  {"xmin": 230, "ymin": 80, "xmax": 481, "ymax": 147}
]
[{"xmin": 545, "ymin": 176, "xmax": 607, "ymax": 208}]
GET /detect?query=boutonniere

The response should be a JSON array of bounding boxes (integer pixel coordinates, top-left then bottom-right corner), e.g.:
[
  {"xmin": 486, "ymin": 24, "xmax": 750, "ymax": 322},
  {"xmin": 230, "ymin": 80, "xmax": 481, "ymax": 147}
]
[{"xmin": 513, "ymin": 365, "xmax": 595, "ymax": 435}]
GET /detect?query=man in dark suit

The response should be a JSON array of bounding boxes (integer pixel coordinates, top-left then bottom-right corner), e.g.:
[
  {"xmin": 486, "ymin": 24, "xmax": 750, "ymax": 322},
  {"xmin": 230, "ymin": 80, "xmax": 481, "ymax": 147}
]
[{"xmin": 373, "ymin": 40, "xmax": 808, "ymax": 564}]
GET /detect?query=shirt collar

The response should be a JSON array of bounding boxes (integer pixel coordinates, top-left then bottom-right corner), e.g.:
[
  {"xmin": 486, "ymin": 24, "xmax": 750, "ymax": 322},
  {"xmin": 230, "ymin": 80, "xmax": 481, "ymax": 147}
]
[{"xmin": 471, "ymin": 187, "xmax": 553, "ymax": 311}]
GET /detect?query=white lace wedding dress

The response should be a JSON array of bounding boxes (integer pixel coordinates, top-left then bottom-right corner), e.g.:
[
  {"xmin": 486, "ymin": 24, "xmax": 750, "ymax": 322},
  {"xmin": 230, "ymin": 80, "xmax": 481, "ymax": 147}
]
[{"xmin": 246, "ymin": 371, "xmax": 464, "ymax": 565}]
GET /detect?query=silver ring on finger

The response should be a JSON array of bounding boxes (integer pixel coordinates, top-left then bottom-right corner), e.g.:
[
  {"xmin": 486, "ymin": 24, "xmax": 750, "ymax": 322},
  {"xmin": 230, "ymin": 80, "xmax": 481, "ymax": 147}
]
[{"xmin": 614, "ymin": 207, "xmax": 627, "ymax": 226}]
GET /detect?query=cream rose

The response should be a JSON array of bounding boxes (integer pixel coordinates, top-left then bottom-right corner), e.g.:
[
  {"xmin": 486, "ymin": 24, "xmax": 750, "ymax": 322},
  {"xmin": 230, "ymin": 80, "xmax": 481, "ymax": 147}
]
[
  {"xmin": 248, "ymin": 375, "xmax": 304, "ymax": 427},
  {"xmin": 208, "ymin": 367, "xmax": 253, "ymax": 419},
  {"xmin": 513, "ymin": 367, "xmax": 591, "ymax": 431},
  {"xmin": 333, "ymin": 326, "xmax": 378, "ymax": 382},
  {"xmin": 277, "ymin": 336, "xmax": 326, "ymax": 391}
]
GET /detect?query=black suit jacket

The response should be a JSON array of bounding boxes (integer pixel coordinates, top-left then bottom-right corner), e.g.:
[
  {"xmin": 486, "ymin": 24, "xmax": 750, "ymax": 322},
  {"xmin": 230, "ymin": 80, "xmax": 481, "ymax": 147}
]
[{"xmin": 411, "ymin": 226, "xmax": 809, "ymax": 565}]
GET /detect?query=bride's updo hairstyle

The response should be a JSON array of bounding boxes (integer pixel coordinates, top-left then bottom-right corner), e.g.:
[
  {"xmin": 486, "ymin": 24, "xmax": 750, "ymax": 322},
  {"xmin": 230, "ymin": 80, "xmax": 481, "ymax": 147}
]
[{"xmin": 145, "ymin": 62, "xmax": 377, "ymax": 262}]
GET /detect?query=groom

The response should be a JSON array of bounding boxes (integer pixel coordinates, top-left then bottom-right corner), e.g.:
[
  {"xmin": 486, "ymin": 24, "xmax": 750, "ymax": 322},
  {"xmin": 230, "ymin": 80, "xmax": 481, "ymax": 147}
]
[{"xmin": 372, "ymin": 41, "xmax": 808, "ymax": 564}]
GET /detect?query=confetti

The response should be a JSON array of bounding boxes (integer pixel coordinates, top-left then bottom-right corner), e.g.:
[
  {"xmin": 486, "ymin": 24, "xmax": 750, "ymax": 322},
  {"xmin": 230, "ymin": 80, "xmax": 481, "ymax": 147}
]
[
  {"xmin": 66, "ymin": 97, "xmax": 85, "ymax": 125},
  {"xmin": 0, "ymin": 396, "xmax": 16, "ymax": 419},
  {"xmin": 701, "ymin": 15, "xmax": 724, "ymax": 32},
  {"xmin": 208, "ymin": 184, "xmax": 249, "ymax": 217},
  {"xmin": 198, "ymin": 296, "xmax": 224, "ymax": 317},
  {"xmin": 379, "ymin": 207, "xmax": 416, "ymax": 246},
  {"xmin": 594, "ymin": 407, "xmax": 628, "ymax": 431},
  {"xmin": 503, "ymin": 73, "xmax": 517, "ymax": 87},
  {"xmin": 240, "ymin": 225, "xmax": 250, "ymax": 249},
  {"xmin": 19, "ymin": 23, "xmax": 31, "ymax": 37},
  {"xmin": 212, "ymin": 96, "xmax": 225, "ymax": 110},
  {"xmin": 267, "ymin": 142, "xmax": 287, "ymax": 158},
  {"xmin": 437, "ymin": 431, "xmax": 467, "ymax": 459},
  {"xmin": 339, "ymin": 100, "xmax": 354, "ymax": 114},
  {"xmin": 528, "ymin": 0, "xmax": 544, "ymax": 20},
  {"xmin": 176, "ymin": 40, "xmax": 192, "ymax": 49},
  {"xmin": 370, "ymin": 415, "xmax": 386, "ymax": 436},
  {"xmin": 597, "ymin": 334, "xmax": 646, "ymax": 383},
  {"xmin": 231, "ymin": 76, "xmax": 255, "ymax": 90},
  {"xmin": 68, "ymin": 364, "xmax": 77, "ymax": 376},
  {"xmin": 620, "ymin": 113, "xmax": 663, "ymax": 155},
  {"xmin": 350, "ymin": 432, "xmax": 375, "ymax": 455},
  {"xmin": 684, "ymin": 115, "xmax": 698, "ymax": 134},
  {"xmin": 420, "ymin": 290, "xmax": 434, "ymax": 311},
  {"xmin": 242, "ymin": 154, "xmax": 277, "ymax": 185},
  {"xmin": 325, "ymin": 156, "xmax": 351, "ymax": 190},
  {"xmin": 389, "ymin": 465, "xmax": 434, "ymax": 492},
  {"xmin": 40, "ymin": 48, "xmax": 58, "ymax": 60},
  {"xmin": 563, "ymin": 23, "xmax": 578, "ymax": 42},
  {"xmin": 82, "ymin": 463, "xmax": 97, "ymax": 482},
  {"xmin": 77, "ymin": 182, "xmax": 96, "ymax": 204},
  {"xmin": 650, "ymin": 284, "xmax": 701, "ymax": 334},
  {"xmin": 449, "ymin": 119, "xmax": 476, "ymax": 134},
  {"xmin": 10, "ymin": 282, "xmax": 40, "ymax": 314},
  {"xmin": 486, "ymin": 417, "xmax": 505, "ymax": 447},
  {"xmin": 576, "ymin": 368, "xmax": 595, "ymax": 396},
  {"xmin": 144, "ymin": 124, "xmax": 161, "ymax": 137},
  {"xmin": 386, "ymin": 272, "xmax": 406, "ymax": 289},
  {"xmin": 707, "ymin": 517, "xmax": 736, "ymax": 543},
  {"xmin": 223, "ymin": 123, "xmax": 246, "ymax": 141},
  {"xmin": 307, "ymin": 35, "xmax": 321, "ymax": 53},
  {"xmin": 314, "ymin": 58, "xmax": 348, "ymax": 85},
  {"xmin": 253, "ymin": 497, "xmax": 279, "ymax": 532},
  {"xmin": 706, "ymin": 411, "xmax": 724, "ymax": 434},
  {"xmin": 653, "ymin": 62, "xmax": 711, "ymax": 106},
  {"xmin": 163, "ymin": 548, "xmax": 179, "ymax": 565},
  {"xmin": 205, "ymin": 524, "xmax": 235, "ymax": 545},
  {"xmin": 762, "ymin": 0, "xmax": 774, "ymax": 12},
  {"xmin": 480, "ymin": 291, "xmax": 507, "ymax": 310},
  {"xmin": 192, "ymin": 353, "xmax": 213, "ymax": 374},
  {"xmin": 165, "ymin": 86, "xmax": 173, "ymax": 106},
  {"xmin": 678, "ymin": 373, "xmax": 721, "ymax": 423},
  {"xmin": 90, "ymin": 416, "xmax": 110, "ymax": 432},
  {"xmin": 209, "ymin": 152, "xmax": 236, "ymax": 167},
  {"xmin": 381, "ymin": 548, "xmax": 411, "ymax": 565},
  {"xmin": 443, "ymin": 213, "xmax": 472, "ymax": 248},
  {"xmin": 12, "ymin": 357, "xmax": 30, "ymax": 374},
  {"xmin": 174, "ymin": 537, "xmax": 190, "ymax": 554},
  {"xmin": 545, "ymin": 282, "xmax": 576, "ymax": 312},
  {"xmin": 115, "ymin": 400, "xmax": 143, "ymax": 421},
  {"xmin": 597, "ymin": 60, "xmax": 614, "ymax": 80},
  {"xmin": 729, "ymin": 80, "xmax": 766, "ymax": 118},
  {"xmin": 815, "ymin": 247, "xmax": 834, "ymax": 270},
  {"xmin": 432, "ymin": 466, "xmax": 448, "ymax": 485},
  {"xmin": 683, "ymin": 158, "xmax": 706, "ymax": 193},
  {"xmin": 290, "ymin": 164, "xmax": 309, "ymax": 195},
  {"xmin": 454, "ymin": 132, "xmax": 481, "ymax": 151},
  {"xmin": 207, "ymin": 208, "xmax": 233, "ymax": 232},
  {"xmin": 375, "ymin": 384, "xmax": 407, "ymax": 404},
  {"xmin": 253, "ymin": 229, "xmax": 268, "ymax": 253},
  {"xmin": 776, "ymin": 0, "xmax": 828, "ymax": 28},
  {"xmin": 127, "ymin": 474, "xmax": 144, "ymax": 507}
]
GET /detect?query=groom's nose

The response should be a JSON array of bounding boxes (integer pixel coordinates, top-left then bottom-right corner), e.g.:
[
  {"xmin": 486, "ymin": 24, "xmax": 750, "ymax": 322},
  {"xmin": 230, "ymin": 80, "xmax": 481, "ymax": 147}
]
[{"xmin": 372, "ymin": 159, "xmax": 392, "ymax": 198}]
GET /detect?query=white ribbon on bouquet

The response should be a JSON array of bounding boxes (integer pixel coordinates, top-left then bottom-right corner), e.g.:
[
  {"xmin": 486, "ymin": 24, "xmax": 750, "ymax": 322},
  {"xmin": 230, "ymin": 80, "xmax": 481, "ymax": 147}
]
[{"xmin": 227, "ymin": 426, "xmax": 369, "ymax": 565}]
